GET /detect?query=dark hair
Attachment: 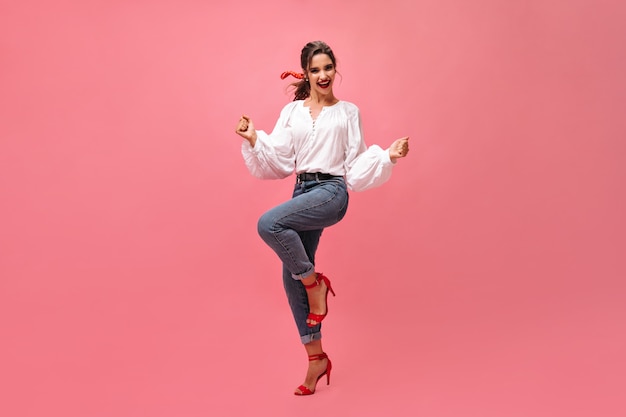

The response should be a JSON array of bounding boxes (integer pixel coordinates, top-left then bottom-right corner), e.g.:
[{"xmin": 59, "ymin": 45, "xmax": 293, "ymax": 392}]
[{"xmin": 291, "ymin": 41, "xmax": 337, "ymax": 101}]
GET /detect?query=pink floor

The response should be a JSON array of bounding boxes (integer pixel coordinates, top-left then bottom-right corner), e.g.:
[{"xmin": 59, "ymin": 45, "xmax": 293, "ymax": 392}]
[
  {"xmin": 1, "ymin": 1, "xmax": 625, "ymax": 416},
  {"xmin": 2, "ymin": 257, "xmax": 624, "ymax": 416}
]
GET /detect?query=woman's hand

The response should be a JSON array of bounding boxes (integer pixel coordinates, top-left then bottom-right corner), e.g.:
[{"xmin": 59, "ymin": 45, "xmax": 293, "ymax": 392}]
[
  {"xmin": 389, "ymin": 136, "xmax": 409, "ymax": 163},
  {"xmin": 235, "ymin": 115, "xmax": 257, "ymax": 147}
]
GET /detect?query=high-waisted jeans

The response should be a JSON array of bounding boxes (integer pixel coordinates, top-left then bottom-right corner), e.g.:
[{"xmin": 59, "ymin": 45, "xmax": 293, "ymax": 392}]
[{"xmin": 257, "ymin": 177, "xmax": 349, "ymax": 344}]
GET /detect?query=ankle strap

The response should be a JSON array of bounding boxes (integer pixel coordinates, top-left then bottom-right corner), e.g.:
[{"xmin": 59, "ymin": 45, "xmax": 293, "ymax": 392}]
[
  {"xmin": 302, "ymin": 273, "xmax": 324, "ymax": 290},
  {"xmin": 303, "ymin": 278, "xmax": 319, "ymax": 290},
  {"xmin": 308, "ymin": 352, "xmax": 328, "ymax": 361}
]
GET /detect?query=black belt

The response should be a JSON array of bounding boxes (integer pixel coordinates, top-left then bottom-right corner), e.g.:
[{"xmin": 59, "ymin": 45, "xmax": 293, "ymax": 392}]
[{"xmin": 296, "ymin": 172, "xmax": 341, "ymax": 183}]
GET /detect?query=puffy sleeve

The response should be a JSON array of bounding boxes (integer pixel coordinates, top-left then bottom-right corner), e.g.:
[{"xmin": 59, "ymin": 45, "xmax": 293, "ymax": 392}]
[
  {"xmin": 344, "ymin": 106, "xmax": 396, "ymax": 192},
  {"xmin": 241, "ymin": 103, "xmax": 296, "ymax": 179}
]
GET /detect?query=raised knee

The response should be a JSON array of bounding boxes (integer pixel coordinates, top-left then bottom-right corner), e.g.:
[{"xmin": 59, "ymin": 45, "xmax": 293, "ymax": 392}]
[{"xmin": 257, "ymin": 213, "xmax": 275, "ymax": 240}]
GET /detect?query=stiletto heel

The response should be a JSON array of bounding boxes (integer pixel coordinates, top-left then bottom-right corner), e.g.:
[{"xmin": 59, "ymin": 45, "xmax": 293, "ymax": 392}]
[
  {"xmin": 294, "ymin": 352, "xmax": 332, "ymax": 396},
  {"xmin": 303, "ymin": 272, "xmax": 335, "ymax": 328}
]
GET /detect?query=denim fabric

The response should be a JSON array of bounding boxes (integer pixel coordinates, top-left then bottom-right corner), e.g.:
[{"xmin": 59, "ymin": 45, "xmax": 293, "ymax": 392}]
[{"xmin": 257, "ymin": 177, "xmax": 349, "ymax": 344}]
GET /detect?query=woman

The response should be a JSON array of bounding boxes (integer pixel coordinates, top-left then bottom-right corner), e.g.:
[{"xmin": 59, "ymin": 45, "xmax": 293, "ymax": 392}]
[{"xmin": 235, "ymin": 41, "xmax": 409, "ymax": 395}]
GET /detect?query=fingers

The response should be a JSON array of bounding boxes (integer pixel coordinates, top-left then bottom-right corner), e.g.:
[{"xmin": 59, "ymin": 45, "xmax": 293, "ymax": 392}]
[
  {"xmin": 236, "ymin": 115, "xmax": 250, "ymax": 133},
  {"xmin": 397, "ymin": 136, "xmax": 410, "ymax": 157}
]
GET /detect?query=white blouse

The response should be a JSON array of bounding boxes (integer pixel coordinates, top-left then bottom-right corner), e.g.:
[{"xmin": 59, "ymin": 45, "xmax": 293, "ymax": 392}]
[{"xmin": 241, "ymin": 100, "xmax": 395, "ymax": 192}]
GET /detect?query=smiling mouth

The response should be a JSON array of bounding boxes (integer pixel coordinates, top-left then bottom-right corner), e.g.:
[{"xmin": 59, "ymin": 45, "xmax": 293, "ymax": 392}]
[{"xmin": 318, "ymin": 80, "xmax": 331, "ymax": 88}]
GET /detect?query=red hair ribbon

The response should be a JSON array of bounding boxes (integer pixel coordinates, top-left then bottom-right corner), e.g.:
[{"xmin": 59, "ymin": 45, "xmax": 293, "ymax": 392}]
[{"xmin": 280, "ymin": 71, "xmax": 305, "ymax": 80}]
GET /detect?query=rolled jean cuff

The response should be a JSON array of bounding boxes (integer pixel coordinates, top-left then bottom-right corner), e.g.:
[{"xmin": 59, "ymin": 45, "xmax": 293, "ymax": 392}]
[
  {"xmin": 300, "ymin": 331, "xmax": 322, "ymax": 345},
  {"xmin": 292, "ymin": 267, "xmax": 315, "ymax": 281}
]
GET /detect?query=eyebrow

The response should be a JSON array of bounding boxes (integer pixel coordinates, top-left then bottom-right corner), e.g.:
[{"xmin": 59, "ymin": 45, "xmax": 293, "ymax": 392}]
[{"xmin": 309, "ymin": 64, "xmax": 334, "ymax": 70}]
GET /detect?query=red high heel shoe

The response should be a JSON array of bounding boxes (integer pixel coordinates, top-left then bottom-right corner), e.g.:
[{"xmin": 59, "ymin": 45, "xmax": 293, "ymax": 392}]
[
  {"xmin": 294, "ymin": 352, "xmax": 332, "ymax": 396},
  {"xmin": 303, "ymin": 272, "xmax": 335, "ymax": 328}
]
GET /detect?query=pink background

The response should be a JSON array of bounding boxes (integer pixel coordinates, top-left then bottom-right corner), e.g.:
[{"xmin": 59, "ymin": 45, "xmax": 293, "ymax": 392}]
[{"xmin": 1, "ymin": 1, "xmax": 625, "ymax": 416}]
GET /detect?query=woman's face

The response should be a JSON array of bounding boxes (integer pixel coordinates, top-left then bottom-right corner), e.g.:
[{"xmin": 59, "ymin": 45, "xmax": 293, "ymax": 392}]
[{"xmin": 306, "ymin": 53, "xmax": 336, "ymax": 97}]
